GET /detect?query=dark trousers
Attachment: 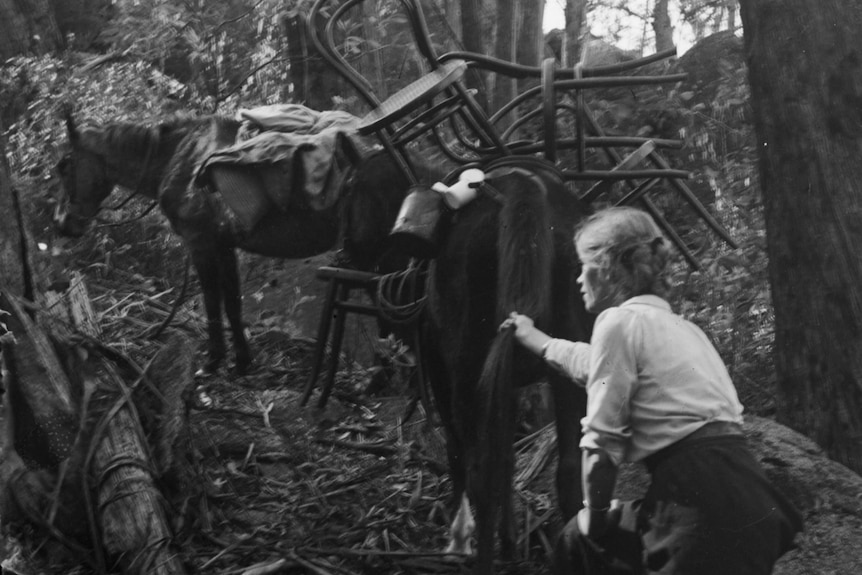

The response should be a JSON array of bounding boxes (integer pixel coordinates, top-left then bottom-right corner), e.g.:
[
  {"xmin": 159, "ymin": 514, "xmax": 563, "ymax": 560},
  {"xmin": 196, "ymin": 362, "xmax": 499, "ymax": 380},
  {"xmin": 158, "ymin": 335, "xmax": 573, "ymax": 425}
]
[{"xmin": 554, "ymin": 425, "xmax": 803, "ymax": 575}]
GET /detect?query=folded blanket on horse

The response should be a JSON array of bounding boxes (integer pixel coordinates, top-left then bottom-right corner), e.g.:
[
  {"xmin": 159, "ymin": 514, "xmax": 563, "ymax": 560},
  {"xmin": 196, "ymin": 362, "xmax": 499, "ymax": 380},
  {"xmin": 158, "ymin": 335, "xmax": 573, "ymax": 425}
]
[
  {"xmin": 195, "ymin": 105, "xmax": 375, "ymax": 232},
  {"xmin": 237, "ymin": 103, "xmax": 360, "ymax": 135}
]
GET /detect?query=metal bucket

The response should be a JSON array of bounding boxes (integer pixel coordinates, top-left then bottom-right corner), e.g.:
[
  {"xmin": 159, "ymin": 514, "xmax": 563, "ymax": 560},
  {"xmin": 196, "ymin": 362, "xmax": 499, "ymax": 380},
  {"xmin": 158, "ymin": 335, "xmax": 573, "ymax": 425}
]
[{"xmin": 389, "ymin": 184, "xmax": 445, "ymax": 259}]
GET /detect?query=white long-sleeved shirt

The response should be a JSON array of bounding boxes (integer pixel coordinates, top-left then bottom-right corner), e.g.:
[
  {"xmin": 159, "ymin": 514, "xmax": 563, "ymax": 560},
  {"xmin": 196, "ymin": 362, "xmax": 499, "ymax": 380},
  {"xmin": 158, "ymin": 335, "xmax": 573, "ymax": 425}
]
[{"xmin": 544, "ymin": 295, "xmax": 743, "ymax": 466}]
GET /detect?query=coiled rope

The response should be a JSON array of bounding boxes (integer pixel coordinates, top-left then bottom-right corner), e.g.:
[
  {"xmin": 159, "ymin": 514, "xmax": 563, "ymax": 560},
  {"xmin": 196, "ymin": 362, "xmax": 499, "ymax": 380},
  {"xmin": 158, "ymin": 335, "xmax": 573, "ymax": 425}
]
[{"xmin": 375, "ymin": 258, "xmax": 429, "ymax": 325}]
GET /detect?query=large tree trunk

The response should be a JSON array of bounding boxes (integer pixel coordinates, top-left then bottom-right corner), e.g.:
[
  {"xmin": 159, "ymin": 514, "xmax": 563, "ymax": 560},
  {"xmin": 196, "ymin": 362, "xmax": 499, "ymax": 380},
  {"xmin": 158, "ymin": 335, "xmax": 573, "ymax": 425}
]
[
  {"xmin": 739, "ymin": 0, "xmax": 862, "ymax": 474},
  {"xmin": 0, "ymin": 0, "xmax": 62, "ymax": 59}
]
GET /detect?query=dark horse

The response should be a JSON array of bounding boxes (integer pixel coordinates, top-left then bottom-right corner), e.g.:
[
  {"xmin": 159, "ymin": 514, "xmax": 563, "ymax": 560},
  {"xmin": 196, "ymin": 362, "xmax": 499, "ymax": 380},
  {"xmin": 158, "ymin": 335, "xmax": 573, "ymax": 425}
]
[
  {"xmin": 348, "ymin": 154, "xmax": 594, "ymax": 574},
  {"xmin": 54, "ymin": 113, "xmax": 415, "ymax": 374}
]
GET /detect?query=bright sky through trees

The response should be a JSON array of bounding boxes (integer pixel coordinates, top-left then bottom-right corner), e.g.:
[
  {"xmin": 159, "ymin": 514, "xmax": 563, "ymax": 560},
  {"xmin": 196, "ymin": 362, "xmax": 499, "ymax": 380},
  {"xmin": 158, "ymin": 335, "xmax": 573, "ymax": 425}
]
[
  {"xmin": 543, "ymin": 0, "xmax": 696, "ymax": 54},
  {"xmin": 543, "ymin": 0, "xmax": 565, "ymax": 32}
]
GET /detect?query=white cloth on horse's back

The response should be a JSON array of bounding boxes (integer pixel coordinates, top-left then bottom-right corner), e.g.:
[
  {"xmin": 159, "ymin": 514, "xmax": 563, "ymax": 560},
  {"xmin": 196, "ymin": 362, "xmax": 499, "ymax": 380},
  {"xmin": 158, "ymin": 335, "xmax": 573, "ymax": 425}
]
[
  {"xmin": 238, "ymin": 103, "xmax": 359, "ymax": 135},
  {"xmin": 197, "ymin": 104, "xmax": 372, "ymax": 213}
]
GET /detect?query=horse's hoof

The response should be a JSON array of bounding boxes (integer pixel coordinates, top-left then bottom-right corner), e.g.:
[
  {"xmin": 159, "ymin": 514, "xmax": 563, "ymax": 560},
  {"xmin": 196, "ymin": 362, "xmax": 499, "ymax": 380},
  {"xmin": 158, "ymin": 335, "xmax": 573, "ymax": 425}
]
[
  {"xmin": 195, "ymin": 363, "xmax": 221, "ymax": 379},
  {"xmin": 190, "ymin": 385, "xmax": 214, "ymax": 409}
]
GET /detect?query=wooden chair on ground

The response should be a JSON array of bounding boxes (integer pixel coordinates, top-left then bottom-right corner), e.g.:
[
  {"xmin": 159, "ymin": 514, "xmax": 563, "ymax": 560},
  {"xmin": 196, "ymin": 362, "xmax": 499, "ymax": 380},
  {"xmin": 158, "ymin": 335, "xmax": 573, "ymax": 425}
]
[{"xmin": 300, "ymin": 265, "xmax": 430, "ymax": 411}]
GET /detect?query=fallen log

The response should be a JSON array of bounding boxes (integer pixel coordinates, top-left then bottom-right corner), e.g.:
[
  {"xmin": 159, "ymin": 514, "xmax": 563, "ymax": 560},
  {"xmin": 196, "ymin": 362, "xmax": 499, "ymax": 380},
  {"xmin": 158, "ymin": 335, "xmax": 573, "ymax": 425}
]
[
  {"xmin": 0, "ymin": 274, "xmax": 193, "ymax": 574},
  {"xmin": 86, "ymin": 349, "xmax": 189, "ymax": 574},
  {"xmin": 64, "ymin": 273, "xmax": 192, "ymax": 574}
]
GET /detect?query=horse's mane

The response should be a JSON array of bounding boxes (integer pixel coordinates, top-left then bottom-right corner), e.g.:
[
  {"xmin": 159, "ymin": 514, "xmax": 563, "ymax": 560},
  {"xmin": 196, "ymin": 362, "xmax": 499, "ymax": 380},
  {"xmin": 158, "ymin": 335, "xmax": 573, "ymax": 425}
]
[{"xmin": 80, "ymin": 113, "xmax": 239, "ymax": 160}]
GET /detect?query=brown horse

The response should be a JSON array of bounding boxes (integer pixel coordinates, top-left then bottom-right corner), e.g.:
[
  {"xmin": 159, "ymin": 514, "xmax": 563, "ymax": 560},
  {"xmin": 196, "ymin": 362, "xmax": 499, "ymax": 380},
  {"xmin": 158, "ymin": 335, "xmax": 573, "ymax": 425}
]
[
  {"xmin": 347, "ymin": 153, "xmax": 593, "ymax": 574},
  {"xmin": 54, "ymin": 113, "xmax": 415, "ymax": 375}
]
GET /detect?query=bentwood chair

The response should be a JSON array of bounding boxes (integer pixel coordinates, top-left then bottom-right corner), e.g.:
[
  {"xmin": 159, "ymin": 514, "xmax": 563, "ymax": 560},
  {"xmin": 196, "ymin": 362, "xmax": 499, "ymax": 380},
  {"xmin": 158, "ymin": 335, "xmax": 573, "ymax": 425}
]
[
  {"xmin": 306, "ymin": 0, "xmax": 735, "ymax": 264},
  {"xmin": 307, "ymin": 0, "xmax": 513, "ymax": 185}
]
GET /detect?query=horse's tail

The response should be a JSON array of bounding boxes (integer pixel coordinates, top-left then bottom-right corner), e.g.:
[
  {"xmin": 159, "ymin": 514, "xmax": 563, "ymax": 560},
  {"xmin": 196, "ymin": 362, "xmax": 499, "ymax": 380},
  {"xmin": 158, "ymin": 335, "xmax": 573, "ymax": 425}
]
[{"xmin": 474, "ymin": 168, "xmax": 554, "ymax": 575}]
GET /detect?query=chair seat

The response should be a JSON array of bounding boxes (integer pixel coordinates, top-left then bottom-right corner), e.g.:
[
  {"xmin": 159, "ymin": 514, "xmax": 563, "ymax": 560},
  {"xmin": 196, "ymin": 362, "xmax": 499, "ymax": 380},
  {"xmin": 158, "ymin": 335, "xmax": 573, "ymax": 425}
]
[{"xmin": 358, "ymin": 59, "xmax": 468, "ymax": 135}]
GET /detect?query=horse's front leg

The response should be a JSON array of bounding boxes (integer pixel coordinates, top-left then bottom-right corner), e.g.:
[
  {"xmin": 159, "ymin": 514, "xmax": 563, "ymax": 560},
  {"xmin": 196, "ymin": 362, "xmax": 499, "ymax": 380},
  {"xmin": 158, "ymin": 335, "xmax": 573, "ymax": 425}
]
[
  {"xmin": 218, "ymin": 246, "xmax": 252, "ymax": 373},
  {"xmin": 191, "ymin": 249, "xmax": 226, "ymax": 376}
]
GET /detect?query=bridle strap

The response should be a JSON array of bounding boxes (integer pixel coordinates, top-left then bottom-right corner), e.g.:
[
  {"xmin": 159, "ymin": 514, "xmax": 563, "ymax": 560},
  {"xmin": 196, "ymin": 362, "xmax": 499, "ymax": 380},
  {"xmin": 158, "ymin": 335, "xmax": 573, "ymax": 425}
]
[{"xmin": 102, "ymin": 127, "xmax": 159, "ymax": 211}]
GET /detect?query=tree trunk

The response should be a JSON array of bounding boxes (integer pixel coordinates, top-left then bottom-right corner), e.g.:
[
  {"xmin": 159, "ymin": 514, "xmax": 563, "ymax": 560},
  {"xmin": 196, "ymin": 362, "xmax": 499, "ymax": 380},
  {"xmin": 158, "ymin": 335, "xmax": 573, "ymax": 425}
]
[
  {"xmin": 460, "ymin": 0, "xmax": 485, "ymax": 56},
  {"xmin": 460, "ymin": 0, "xmax": 489, "ymax": 101},
  {"xmin": 490, "ymin": 0, "xmax": 515, "ymax": 113},
  {"xmin": 361, "ymin": 0, "xmax": 386, "ymax": 100},
  {"xmin": 0, "ymin": 145, "xmax": 30, "ymax": 298},
  {"xmin": 515, "ymin": 0, "xmax": 544, "ymax": 85},
  {"xmin": 442, "ymin": 0, "xmax": 462, "ymax": 39},
  {"xmin": 739, "ymin": 0, "xmax": 862, "ymax": 474},
  {"xmin": 564, "ymin": 0, "xmax": 588, "ymax": 66},
  {"xmin": 727, "ymin": 0, "xmax": 738, "ymax": 31},
  {"xmin": 48, "ymin": 0, "xmax": 113, "ymax": 50},
  {"xmin": 652, "ymin": 0, "xmax": 674, "ymax": 52},
  {"xmin": 0, "ymin": 0, "xmax": 62, "ymax": 59},
  {"xmin": 283, "ymin": 10, "xmax": 343, "ymax": 112}
]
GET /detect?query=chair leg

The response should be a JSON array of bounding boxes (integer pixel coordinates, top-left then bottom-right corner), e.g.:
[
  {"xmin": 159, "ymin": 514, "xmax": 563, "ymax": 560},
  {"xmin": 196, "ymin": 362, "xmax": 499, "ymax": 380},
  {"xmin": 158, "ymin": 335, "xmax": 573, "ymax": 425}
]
[
  {"xmin": 301, "ymin": 278, "xmax": 339, "ymax": 406},
  {"xmin": 317, "ymin": 284, "xmax": 350, "ymax": 409}
]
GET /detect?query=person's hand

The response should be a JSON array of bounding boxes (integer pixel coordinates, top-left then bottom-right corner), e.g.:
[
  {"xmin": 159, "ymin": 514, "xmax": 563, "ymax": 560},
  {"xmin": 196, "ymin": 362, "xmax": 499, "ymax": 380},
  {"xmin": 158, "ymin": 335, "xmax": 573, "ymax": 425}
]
[
  {"xmin": 498, "ymin": 311, "xmax": 535, "ymax": 339},
  {"xmin": 576, "ymin": 499, "xmax": 622, "ymax": 539}
]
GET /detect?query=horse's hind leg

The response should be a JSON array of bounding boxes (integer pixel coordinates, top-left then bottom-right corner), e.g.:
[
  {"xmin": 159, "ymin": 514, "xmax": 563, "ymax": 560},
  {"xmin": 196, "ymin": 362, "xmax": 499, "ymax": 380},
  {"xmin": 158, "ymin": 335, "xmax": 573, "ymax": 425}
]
[
  {"xmin": 549, "ymin": 371, "xmax": 586, "ymax": 520},
  {"xmin": 219, "ymin": 246, "xmax": 252, "ymax": 373},
  {"xmin": 423, "ymin": 333, "xmax": 474, "ymax": 555},
  {"xmin": 191, "ymin": 248, "xmax": 226, "ymax": 376}
]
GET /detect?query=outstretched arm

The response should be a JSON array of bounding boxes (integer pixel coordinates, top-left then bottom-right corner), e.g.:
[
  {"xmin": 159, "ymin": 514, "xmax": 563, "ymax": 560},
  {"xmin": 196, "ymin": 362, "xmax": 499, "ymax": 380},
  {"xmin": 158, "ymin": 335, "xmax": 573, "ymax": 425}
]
[
  {"xmin": 500, "ymin": 311, "xmax": 552, "ymax": 356},
  {"xmin": 500, "ymin": 312, "xmax": 591, "ymax": 383}
]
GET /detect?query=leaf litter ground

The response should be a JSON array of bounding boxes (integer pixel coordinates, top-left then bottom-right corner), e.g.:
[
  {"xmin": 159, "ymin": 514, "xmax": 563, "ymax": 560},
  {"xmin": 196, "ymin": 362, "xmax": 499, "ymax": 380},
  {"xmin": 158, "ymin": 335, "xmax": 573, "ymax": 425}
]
[
  {"xmin": 180, "ymin": 328, "xmax": 564, "ymax": 575},
  {"xmin": 0, "ymin": 245, "xmax": 565, "ymax": 575}
]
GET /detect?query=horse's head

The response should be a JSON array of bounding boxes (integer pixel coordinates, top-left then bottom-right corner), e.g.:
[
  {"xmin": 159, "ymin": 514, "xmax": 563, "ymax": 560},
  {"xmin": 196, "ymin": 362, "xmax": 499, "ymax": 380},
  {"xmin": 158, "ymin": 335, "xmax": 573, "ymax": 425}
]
[{"xmin": 53, "ymin": 114, "xmax": 115, "ymax": 237}]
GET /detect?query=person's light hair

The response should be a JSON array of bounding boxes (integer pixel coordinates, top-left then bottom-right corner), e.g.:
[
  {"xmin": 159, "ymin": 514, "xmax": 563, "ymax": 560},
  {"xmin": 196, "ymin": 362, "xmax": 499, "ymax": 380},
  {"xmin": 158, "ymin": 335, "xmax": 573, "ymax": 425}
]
[{"xmin": 574, "ymin": 206, "xmax": 671, "ymax": 301}]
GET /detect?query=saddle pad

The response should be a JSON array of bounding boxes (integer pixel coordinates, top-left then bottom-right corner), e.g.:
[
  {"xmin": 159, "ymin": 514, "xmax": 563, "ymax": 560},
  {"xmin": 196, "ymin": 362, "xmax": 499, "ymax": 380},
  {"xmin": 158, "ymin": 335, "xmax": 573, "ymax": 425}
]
[{"xmin": 208, "ymin": 165, "xmax": 272, "ymax": 233}]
